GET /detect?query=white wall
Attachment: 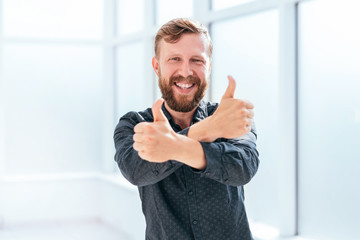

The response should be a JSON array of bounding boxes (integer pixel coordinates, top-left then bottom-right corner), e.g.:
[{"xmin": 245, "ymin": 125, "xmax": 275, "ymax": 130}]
[
  {"xmin": 0, "ymin": 175, "xmax": 101, "ymax": 224},
  {"xmin": 99, "ymin": 176, "xmax": 145, "ymax": 240},
  {"xmin": 0, "ymin": 174, "xmax": 145, "ymax": 240}
]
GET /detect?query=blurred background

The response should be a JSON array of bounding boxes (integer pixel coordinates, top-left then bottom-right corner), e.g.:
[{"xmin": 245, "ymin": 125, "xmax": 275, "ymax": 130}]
[{"xmin": 0, "ymin": 0, "xmax": 359, "ymax": 239}]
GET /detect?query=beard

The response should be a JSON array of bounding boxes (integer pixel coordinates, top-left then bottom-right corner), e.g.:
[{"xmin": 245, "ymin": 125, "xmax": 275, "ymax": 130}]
[{"xmin": 158, "ymin": 71, "xmax": 208, "ymax": 112}]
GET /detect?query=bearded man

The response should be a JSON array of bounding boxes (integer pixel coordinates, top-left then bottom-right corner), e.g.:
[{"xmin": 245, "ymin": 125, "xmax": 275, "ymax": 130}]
[{"xmin": 114, "ymin": 18, "xmax": 259, "ymax": 240}]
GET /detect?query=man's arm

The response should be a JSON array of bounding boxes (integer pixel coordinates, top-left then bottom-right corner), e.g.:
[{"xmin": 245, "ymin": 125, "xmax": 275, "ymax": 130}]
[
  {"xmin": 132, "ymin": 99, "xmax": 207, "ymax": 170},
  {"xmin": 114, "ymin": 112, "xmax": 184, "ymax": 187},
  {"xmin": 196, "ymin": 128, "xmax": 259, "ymax": 186},
  {"xmin": 114, "ymin": 76, "xmax": 257, "ymax": 186},
  {"xmin": 131, "ymin": 97, "xmax": 259, "ymax": 186},
  {"xmin": 132, "ymin": 76, "xmax": 258, "ymax": 183},
  {"xmin": 188, "ymin": 76, "xmax": 254, "ymax": 142}
]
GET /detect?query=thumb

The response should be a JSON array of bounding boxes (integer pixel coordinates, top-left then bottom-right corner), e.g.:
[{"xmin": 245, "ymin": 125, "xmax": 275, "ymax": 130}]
[
  {"xmin": 222, "ymin": 75, "xmax": 236, "ymax": 99},
  {"xmin": 152, "ymin": 98, "xmax": 167, "ymax": 122}
]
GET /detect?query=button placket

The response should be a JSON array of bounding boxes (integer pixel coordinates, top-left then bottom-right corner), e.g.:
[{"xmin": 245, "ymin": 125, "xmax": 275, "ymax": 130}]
[{"xmin": 183, "ymin": 167, "xmax": 203, "ymax": 239}]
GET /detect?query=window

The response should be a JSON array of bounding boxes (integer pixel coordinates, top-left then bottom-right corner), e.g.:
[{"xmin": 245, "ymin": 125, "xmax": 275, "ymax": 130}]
[
  {"xmin": 1, "ymin": 0, "xmax": 104, "ymax": 174},
  {"xmin": 156, "ymin": 0, "xmax": 193, "ymax": 26},
  {"xmin": 115, "ymin": 42, "xmax": 147, "ymax": 119},
  {"xmin": 116, "ymin": 0, "xmax": 145, "ymax": 36},
  {"xmin": 298, "ymin": 0, "xmax": 360, "ymax": 239},
  {"xmin": 212, "ymin": 0, "xmax": 256, "ymax": 10},
  {"xmin": 2, "ymin": 0, "xmax": 359, "ymax": 239},
  {"xmin": 2, "ymin": 44, "xmax": 103, "ymax": 174},
  {"xmin": 3, "ymin": 0, "xmax": 103, "ymax": 39},
  {"xmin": 211, "ymin": 10, "xmax": 280, "ymax": 235}
]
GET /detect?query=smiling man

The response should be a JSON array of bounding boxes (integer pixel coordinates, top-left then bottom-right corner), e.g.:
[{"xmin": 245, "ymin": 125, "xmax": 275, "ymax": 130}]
[{"xmin": 114, "ymin": 18, "xmax": 259, "ymax": 240}]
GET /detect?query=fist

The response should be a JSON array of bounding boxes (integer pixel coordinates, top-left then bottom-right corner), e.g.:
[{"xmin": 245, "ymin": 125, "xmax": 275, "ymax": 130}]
[{"xmin": 211, "ymin": 76, "xmax": 254, "ymax": 139}]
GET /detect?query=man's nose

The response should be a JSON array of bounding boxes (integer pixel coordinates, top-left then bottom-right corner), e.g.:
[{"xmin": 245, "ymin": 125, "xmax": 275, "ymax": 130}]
[{"xmin": 179, "ymin": 61, "xmax": 193, "ymax": 78}]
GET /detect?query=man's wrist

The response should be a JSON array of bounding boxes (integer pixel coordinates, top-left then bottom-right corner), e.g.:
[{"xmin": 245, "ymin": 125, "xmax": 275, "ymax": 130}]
[
  {"xmin": 171, "ymin": 133, "xmax": 206, "ymax": 170},
  {"xmin": 188, "ymin": 116, "xmax": 219, "ymax": 142}
]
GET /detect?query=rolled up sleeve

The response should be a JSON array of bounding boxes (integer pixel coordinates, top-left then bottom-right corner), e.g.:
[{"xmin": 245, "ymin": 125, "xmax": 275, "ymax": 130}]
[{"xmin": 197, "ymin": 130, "xmax": 259, "ymax": 186}]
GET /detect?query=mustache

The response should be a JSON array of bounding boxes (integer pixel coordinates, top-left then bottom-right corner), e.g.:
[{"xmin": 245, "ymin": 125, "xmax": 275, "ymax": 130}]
[{"xmin": 170, "ymin": 75, "xmax": 201, "ymax": 85}]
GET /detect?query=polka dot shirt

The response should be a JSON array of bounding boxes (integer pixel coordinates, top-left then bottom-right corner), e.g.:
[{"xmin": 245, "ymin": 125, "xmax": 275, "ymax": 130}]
[{"xmin": 114, "ymin": 101, "xmax": 259, "ymax": 240}]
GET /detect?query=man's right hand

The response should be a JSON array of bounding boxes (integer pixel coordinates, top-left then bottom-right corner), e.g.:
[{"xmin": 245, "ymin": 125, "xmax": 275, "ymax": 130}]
[{"xmin": 188, "ymin": 75, "xmax": 254, "ymax": 142}]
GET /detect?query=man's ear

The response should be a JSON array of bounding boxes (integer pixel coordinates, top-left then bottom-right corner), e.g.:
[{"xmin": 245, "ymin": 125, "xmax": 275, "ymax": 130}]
[{"xmin": 152, "ymin": 56, "xmax": 160, "ymax": 77}]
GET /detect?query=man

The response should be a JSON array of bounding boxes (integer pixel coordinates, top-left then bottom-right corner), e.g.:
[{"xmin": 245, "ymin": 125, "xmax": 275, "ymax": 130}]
[{"xmin": 114, "ymin": 18, "xmax": 259, "ymax": 240}]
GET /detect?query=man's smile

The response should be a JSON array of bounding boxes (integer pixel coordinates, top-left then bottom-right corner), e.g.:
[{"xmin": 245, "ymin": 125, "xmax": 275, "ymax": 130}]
[
  {"xmin": 174, "ymin": 82, "xmax": 194, "ymax": 89},
  {"xmin": 173, "ymin": 81, "xmax": 196, "ymax": 95}
]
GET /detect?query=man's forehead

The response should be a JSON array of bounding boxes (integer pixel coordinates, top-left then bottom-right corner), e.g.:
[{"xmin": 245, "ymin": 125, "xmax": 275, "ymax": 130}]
[{"xmin": 159, "ymin": 34, "xmax": 210, "ymax": 57}]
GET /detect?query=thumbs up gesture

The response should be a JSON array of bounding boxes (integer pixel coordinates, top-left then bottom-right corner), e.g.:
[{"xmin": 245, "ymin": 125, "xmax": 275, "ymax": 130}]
[
  {"xmin": 152, "ymin": 98, "xmax": 167, "ymax": 122},
  {"xmin": 133, "ymin": 98, "xmax": 177, "ymax": 162},
  {"xmin": 210, "ymin": 75, "xmax": 254, "ymax": 139}
]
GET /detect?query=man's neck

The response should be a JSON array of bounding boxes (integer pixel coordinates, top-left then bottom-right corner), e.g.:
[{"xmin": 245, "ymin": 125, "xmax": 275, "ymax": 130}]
[{"xmin": 164, "ymin": 102, "xmax": 197, "ymax": 129}]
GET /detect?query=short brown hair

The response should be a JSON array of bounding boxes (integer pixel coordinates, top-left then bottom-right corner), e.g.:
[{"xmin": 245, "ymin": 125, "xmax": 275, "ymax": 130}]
[{"xmin": 154, "ymin": 18, "xmax": 213, "ymax": 58}]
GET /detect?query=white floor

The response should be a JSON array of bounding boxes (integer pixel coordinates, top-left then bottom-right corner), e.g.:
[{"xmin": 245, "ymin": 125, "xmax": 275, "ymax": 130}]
[
  {"xmin": 0, "ymin": 219, "xmax": 132, "ymax": 240},
  {"xmin": 0, "ymin": 219, "xmax": 312, "ymax": 240}
]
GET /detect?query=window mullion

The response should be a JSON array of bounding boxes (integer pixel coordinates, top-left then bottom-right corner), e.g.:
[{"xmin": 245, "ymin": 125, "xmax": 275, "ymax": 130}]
[{"xmin": 278, "ymin": 1, "xmax": 298, "ymax": 237}]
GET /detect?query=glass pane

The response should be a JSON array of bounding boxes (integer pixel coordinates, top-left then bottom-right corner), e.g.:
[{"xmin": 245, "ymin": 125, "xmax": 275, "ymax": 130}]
[
  {"xmin": 156, "ymin": 0, "xmax": 193, "ymax": 26},
  {"xmin": 116, "ymin": 42, "xmax": 148, "ymax": 120},
  {"xmin": 298, "ymin": 1, "xmax": 360, "ymax": 239},
  {"xmin": 3, "ymin": 0, "xmax": 103, "ymax": 39},
  {"xmin": 212, "ymin": 0, "xmax": 255, "ymax": 10},
  {"xmin": 2, "ymin": 44, "xmax": 103, "ymax": 174},
  {"xmin": 116, "ymin": 0, "xmax": 144, "ymax": 36},
  {"xmin": 211, "ymin": 10, "xmax": 279, "ymax": 233}
]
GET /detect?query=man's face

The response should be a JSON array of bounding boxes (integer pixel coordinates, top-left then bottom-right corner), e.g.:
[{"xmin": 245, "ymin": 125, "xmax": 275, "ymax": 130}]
[{"xmin": 152, "ymin": 33, "xmax": 211, "ymax": 112}]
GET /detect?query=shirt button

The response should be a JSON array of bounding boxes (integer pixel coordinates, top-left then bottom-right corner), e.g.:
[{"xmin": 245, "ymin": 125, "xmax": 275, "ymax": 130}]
[
  {"xmin": 188, "ymin": 191, "xmax": 193, "ymax": 196},
  {"xmin": 205, "ymin": 172, "xmax": 210, "ymax": 176},
  {"xmin": 153, "ymin": 170, "xmax": 159, "ymax": 176},
  {"xmin": 192, "ymin": 220, "xmax": 198, "ymax": 225}
]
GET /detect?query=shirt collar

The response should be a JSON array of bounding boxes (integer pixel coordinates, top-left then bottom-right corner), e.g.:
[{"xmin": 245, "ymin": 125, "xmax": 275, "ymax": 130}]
[
  {"xmin": 191, "ymin": 100, "xmax": 208, "ymax": 124},
  {"xmin": 161, "ymin": 100, "xmax": 209, "ymax": 127}
]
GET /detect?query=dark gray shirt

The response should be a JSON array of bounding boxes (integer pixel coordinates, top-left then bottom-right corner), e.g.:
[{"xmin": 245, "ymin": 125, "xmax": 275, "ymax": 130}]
[{"xmin": 114, "ymin": 100, "xmax": 259, "ymax": 240}]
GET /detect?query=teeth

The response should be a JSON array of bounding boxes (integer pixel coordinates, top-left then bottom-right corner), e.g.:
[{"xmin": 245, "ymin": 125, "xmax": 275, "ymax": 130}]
[{"xmin": 175, "ymin": 82, "xmax": 193, "ymax": 89}]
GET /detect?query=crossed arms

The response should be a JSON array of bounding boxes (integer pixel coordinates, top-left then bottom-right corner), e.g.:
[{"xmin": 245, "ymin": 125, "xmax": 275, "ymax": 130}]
[{"xmin": 114, "ymin": 76, "xmax": 259, "ymax": 187}]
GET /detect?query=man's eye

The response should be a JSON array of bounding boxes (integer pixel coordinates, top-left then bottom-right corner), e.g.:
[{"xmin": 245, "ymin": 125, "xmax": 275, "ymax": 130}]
[
  {"xmin": 192, "ymin": 59, "xmax": 203, "ymax": 63},
  {"xmin": 170, "ymin": 57, "xmax": 180, "ymax": 61}
]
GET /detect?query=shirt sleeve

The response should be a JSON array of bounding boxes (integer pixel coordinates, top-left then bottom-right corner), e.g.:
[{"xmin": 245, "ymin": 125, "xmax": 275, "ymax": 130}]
[
  {"xmin": 113, "ymin": 112, "xmax": 183, "ymax": 187},
  {"xmin": 196, "ymin": 126, "xmax": 259, "ymax": 187}
]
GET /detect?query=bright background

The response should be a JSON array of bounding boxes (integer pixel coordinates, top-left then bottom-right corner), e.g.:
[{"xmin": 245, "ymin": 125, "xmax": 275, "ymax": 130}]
[{"xmin": 0, "ymin": 0, "xmax": 359, "ymax": 239}]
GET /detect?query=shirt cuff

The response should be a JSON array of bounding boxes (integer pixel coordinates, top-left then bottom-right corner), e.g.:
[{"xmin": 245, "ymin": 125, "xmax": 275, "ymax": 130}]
[{"xmin": 196, "ymin": 142, "xmax": 227, "ymax": 181}]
